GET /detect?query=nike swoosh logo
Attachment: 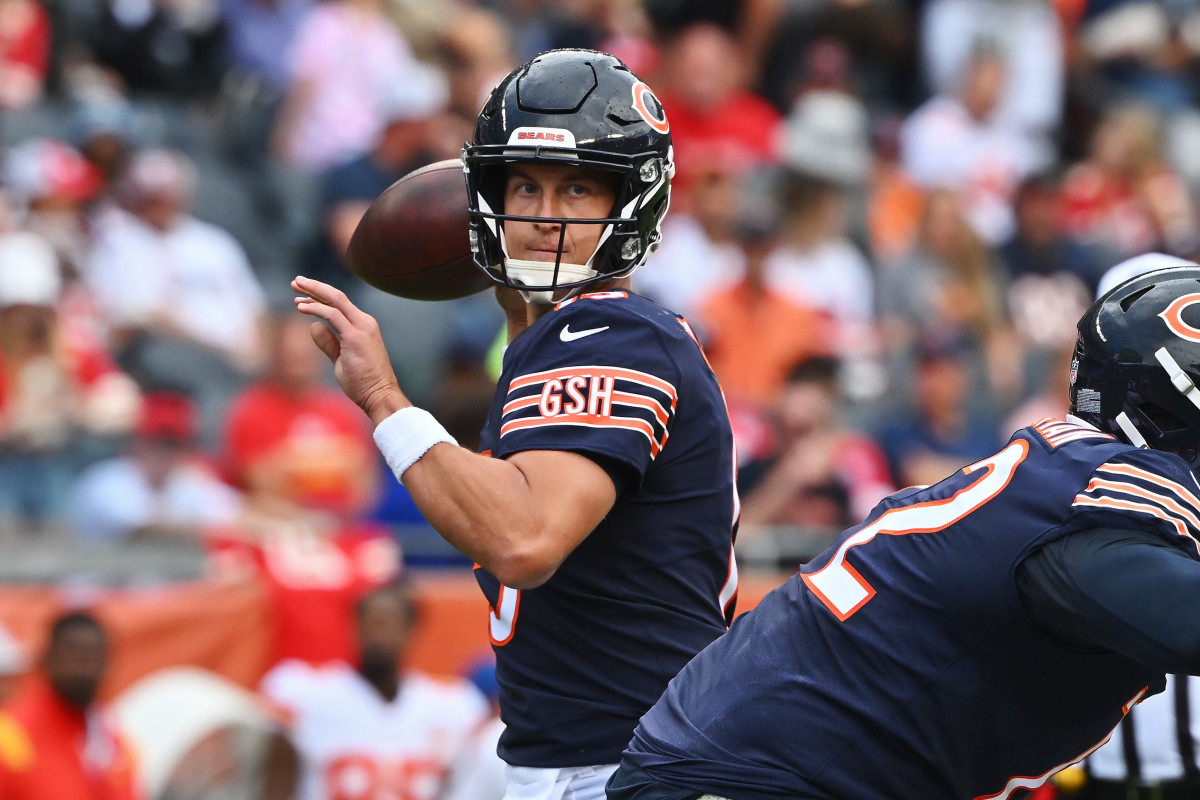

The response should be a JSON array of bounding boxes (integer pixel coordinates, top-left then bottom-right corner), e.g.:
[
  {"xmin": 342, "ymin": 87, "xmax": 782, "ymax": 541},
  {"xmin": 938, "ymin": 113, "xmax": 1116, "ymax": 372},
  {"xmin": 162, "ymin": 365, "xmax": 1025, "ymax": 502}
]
[{"xmin": 559, "ymin": 324, "xmax": 610, "ymax": 342}]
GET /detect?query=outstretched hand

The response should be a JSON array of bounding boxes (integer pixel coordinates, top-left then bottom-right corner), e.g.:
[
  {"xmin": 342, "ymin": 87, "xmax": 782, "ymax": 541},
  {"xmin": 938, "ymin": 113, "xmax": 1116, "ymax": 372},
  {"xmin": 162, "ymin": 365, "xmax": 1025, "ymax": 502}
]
[{"xmin": 292, "ymin": 276, "xmax": 409, "ymax": 424}]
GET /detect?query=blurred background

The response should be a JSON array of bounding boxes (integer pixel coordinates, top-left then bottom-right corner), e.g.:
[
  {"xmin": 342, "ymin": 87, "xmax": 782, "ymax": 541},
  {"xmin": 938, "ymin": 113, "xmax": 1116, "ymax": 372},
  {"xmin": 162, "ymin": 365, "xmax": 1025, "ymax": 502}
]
[{"xmin": 1, "ymin": 0, "xmax": 1199, "ymax": 795}]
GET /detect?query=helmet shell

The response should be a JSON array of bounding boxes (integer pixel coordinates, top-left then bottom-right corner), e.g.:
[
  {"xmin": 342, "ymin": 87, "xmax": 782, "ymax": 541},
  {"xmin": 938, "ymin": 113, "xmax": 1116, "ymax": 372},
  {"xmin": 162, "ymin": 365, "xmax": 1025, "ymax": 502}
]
[{"xmin": 1071, "ymin": 265, "xmax": 1200, "ymax": 467}]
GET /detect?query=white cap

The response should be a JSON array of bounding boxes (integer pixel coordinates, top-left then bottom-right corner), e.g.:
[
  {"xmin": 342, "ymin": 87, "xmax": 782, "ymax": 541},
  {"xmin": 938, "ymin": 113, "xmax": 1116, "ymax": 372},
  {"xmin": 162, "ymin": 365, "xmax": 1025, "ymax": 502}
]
[
  {"xmin": 780, "ymin": 90, "xmax": 873, "ymax": 186},
  {"xmin": 1096, "ymin": 252, "xmax": 1198, "ymax": 298},
  {"xmin": 0, "ymin": 231, "xmax": 61, "ymax": 307}
]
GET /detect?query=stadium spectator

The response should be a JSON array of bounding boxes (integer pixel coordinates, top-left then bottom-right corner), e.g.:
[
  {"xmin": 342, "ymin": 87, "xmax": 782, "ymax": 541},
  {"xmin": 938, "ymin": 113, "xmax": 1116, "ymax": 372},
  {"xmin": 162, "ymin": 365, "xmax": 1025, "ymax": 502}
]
[
  {"xmin": 223, "ymin": 313, "xmax": 379, "ymax": 520},
  {"xmin": 218, "ymin": 0, "xmax": 312, "ymax": 99},
  {"xmin": 738, "ymin": 356, "xmax": 895, "ymax": 554},
  {"xmin": 635, "ymin": 153, "xmax": 752, "ymax": 321},
  {"xmin": 1061, "ymin": 102, "xmax": 1200, "ymax": 262},
  {"xmin": 866, "ymin": 113, "xmax": 927, "ymax": 268},
  {"xmin": 0, "ymin": 0, "xmax": 50, "ymax": 110},
  {"xmin": 642, "ymin": 0, "xmax": 785, "ymax": 89},
  {"xmin": 304, "ymin": 60, "xmax": 448, "ymax": 286},
  {"xmin": 0, "ymin": 231, "xmax": 137, "ymax": 531},
  {"xmin": 84, "ymin": 147, "xmax": 268, "ymax": 447},
  {"xmin": 66, "ymin": 96, "xmax": 138, "ymax": 194},
  {"xmin": 0, "ymin": 611, "xmax": 141, "ymax": 800},
  {"xmin": 434, "ymin": 6, "xmax": 517, "ymax": 122},
  {"xmin": 878, "ymin": 189, "xmax": 1021, "ymax": 407},
  {"xmin": 269, "ymin": 0, "xmax": 426, "ymax": 171},
  {"xmin": 83, "ymin": 0, "xmax": 228, "ymax": 99},
  {"xmin": 758, "ymin": 170, "xmax": 877, "ymax": 367},
  {"xmin": 920, "ymin": 0, "xmax": 1065, "ymax": 137},
  {"xmin": 1000, "ymin": 171, "xmax": 1104, "ymax": 398},
  {"xmin": 652, "ymin": 22, "xmax": 783, "ymax": 195},
  {"xmin": 259, "ymin": 580, "xmax": 488, "ymax": 800},
  {"xmin": 3, "ymin": 137, "xmax": 103, "ymax": 274},
  {"xmin": 900, "ymin": 40, "xmax": 1049, "ymax": 245},
  {"xmin": 68, "ymin": 391, "xmax": 242, "ymax": 543},
  {"xmin": 694, "ymin": 223, "xmax": 833, "ymax": 410},
  {"xmin": 442, "ymin": 655, "xmax": 506, "ymax": 800},
  {"xmin": 874, "ymin": 334, "xmax": 1003, "ymax": 488}
]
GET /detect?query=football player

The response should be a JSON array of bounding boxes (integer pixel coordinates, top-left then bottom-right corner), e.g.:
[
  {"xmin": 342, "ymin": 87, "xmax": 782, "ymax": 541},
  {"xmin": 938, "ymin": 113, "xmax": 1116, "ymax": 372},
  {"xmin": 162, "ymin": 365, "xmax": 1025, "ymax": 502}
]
[
  {"xmin": 607, "ymin": 262, "xmax": 1200, "ymax": 800},
  {"xmin": 260, "ymin": 582, "xmax": 489, "ymax": 800},
  {"xmin": 292, "ymin": 49, "xmax": 739, "ymax": 800}
]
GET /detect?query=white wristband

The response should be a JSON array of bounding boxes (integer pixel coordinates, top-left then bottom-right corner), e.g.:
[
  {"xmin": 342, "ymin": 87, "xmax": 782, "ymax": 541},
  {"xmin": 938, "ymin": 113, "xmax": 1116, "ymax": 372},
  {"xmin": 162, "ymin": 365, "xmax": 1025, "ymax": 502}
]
[{"xmin": 373, "ymin": 407, "xmax": 458, "ymax": 485}]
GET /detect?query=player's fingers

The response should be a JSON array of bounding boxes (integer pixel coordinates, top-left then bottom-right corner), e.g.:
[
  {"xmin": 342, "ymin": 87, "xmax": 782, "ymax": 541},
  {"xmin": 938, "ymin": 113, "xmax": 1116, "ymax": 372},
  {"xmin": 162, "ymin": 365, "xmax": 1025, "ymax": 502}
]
[
  {"xmin": 294, "ymin": 294, "xmax": 354, "ymax": 336},
  {"xmin": 308, "ymin": 321, "xmax": 340, "ymax": 361},
  {"xmin": 292, "ymin": 276, "xmax": 369, "ymax": 325}
]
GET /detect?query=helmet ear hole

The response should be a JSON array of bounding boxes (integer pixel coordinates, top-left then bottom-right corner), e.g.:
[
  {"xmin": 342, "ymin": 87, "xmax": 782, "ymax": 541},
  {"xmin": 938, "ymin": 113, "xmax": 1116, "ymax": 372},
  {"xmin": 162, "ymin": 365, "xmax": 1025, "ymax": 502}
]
[{"xmin": 1138, "ymin": 401, "xmax": 1188, "ymax": 435}]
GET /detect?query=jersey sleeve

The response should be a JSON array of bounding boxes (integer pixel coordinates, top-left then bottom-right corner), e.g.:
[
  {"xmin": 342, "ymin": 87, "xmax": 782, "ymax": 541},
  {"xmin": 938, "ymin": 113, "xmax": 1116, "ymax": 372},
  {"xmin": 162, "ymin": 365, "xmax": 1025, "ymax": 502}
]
[
  {"xmin": 1065, "ymin": 449, "xmax": 1200, "ymax": 556},
  {"xmin": 494, "ymin": 301, "xmax": 681, "ymax": 483}
]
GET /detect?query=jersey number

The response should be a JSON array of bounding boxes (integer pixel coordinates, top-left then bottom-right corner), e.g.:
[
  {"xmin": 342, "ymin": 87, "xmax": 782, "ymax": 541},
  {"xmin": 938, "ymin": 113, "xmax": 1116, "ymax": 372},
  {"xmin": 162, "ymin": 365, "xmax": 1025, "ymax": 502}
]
[
  {"xmin": 803, "ymin": 440, "xmax": 1029, "ymax": 621},
  {"xmin": 326, "ymin": 754, "xmax": 445, "ymax": 800}
]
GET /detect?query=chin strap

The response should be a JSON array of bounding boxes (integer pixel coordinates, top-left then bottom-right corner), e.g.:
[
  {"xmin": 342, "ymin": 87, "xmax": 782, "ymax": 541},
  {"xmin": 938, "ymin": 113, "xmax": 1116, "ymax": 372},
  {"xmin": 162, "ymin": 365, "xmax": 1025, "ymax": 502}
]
[
  {"xmin": 1115, "ymin": 412, "xmax": 1150, "ymax": 449},
  {"xmin": 1156, "ymin": 347, "xmax": 1200, "ymax": 413}
]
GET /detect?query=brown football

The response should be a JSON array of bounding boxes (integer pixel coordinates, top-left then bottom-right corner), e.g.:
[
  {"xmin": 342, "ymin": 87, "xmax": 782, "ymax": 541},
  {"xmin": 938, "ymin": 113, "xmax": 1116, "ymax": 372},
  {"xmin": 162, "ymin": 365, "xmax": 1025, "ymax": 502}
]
[{"xmin": 346, "ymin": 159, "xmax": 494, "ymax": 301}]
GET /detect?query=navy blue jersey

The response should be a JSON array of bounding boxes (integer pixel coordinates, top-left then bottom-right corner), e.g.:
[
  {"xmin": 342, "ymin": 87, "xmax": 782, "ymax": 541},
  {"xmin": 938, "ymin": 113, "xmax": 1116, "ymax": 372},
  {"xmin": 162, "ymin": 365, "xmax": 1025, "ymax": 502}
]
[
  {"xmin": 625, "ymin": 419, "xmax": 1200, "ymax": 800},
  {"xmin": 476, "ymin": 290, "xmax": 738, "ymax": 768}
]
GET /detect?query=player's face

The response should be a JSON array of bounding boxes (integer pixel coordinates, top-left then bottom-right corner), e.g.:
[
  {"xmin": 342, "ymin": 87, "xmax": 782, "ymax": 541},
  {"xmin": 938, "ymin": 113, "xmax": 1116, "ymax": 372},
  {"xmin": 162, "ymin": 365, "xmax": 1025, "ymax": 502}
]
[
  {"xmin": 44, "ymin": 625, "xmax": 108, "ymax": 709},
  {"xmin": 356, "ymin": 591, "xmax": 413, "ymax": 666},
  {"xmin": 502, "ymin": 163, "xmax": 618, "ymax": 265}
]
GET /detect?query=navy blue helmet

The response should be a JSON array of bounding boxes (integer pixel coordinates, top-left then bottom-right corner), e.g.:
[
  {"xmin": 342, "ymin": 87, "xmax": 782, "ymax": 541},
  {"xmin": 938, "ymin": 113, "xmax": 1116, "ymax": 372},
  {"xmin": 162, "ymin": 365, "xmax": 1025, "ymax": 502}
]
[
  {"xmin": 462, "ymin": 49, "xmax": 674, "ymax": 301},
  {"xmin": 1071, "ymin": 264, "xmax": 1200, "ymax": 468}
]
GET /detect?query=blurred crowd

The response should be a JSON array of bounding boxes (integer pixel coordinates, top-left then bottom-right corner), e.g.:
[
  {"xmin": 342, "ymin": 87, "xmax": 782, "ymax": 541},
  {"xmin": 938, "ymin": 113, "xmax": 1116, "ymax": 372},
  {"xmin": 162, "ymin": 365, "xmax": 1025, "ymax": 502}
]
[
  {"xmin": 2, "ymin": 0, "xmax": 1200, "ymax": 797},
  {"xmin": 4, "ymin": 0, "xmax": 1200, "ymax": 566}
]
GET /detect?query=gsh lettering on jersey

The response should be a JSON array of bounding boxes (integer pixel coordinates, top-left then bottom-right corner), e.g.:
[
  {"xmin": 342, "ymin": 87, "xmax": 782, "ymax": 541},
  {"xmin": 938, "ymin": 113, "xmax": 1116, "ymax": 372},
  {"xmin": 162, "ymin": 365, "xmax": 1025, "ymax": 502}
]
[{"xmin": 508, "ymin": 127, "xmax": 577, "ymax": 148}]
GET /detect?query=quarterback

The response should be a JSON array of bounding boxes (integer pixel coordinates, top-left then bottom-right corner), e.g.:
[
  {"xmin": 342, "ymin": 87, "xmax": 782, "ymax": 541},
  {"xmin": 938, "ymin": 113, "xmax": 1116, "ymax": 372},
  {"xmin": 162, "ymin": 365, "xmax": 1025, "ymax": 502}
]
[{"xmin": 294, "ymin": 49, "xmax": 739, "ymax": 800}]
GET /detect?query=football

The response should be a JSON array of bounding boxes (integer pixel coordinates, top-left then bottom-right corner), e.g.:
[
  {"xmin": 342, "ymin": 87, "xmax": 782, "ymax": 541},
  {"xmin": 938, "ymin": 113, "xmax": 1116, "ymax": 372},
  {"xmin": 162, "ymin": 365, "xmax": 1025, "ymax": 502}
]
[{"xmin": 345, "ymin": 159, "xmax": 494, "ymax": 301}]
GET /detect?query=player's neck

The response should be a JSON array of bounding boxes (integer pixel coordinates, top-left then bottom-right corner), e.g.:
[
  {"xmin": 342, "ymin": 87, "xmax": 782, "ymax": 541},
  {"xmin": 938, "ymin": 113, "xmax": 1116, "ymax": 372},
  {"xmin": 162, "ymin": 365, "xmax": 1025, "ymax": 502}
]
[
  {"xmin": 358, "ymin": 662, "xmax": 401, "ymax": 701},
  {"xmin": 366, "ymin": 671, "xmax": 399, "ymax": 701}
]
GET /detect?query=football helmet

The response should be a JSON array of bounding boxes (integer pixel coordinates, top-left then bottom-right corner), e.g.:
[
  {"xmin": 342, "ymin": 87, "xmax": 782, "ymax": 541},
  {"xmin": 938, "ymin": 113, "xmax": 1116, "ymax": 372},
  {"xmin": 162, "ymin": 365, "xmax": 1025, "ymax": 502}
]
[
  {"xmin": 1070, "ymin": 262, "xmax": 1200, "ymax": 468},
  {"xmin": 462, "ymin": 49, "xmax": 674, "ymax": 303}
]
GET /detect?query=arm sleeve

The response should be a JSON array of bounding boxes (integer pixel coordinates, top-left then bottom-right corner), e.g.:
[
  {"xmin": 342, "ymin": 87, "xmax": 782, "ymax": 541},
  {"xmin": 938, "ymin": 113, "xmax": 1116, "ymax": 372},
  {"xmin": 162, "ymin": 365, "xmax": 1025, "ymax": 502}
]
[{"xmin": 1017, "ymin": 527, "xmax": 1200, "ymax": 673}]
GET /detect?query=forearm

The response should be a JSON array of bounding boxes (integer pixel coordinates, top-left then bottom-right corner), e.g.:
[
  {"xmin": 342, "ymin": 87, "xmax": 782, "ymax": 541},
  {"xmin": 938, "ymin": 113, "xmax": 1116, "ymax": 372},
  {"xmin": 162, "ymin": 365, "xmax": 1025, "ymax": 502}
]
[
  {"xmin": 399, "ymin": 444, "xmax": 558, "ymax": 587},
  {"xmin": 1018, "ymin": 528, "xmax": 1200, "ymax": 673}
]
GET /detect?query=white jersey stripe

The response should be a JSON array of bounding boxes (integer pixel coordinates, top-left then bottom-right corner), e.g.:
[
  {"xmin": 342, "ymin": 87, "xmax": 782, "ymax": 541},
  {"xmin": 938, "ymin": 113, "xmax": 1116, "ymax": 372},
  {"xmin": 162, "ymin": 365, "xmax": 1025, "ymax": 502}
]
[
  {"xmin": 1072, "ymin": 495, "xmax": 1190, "ymax": 539},
  {"xmin": 1084, "ymin": 476, "xmax": 1200, "ymax": 535},
  {"xmin": 1097, "ymin": 462, "xmax": 1200, "ymax": 512}
]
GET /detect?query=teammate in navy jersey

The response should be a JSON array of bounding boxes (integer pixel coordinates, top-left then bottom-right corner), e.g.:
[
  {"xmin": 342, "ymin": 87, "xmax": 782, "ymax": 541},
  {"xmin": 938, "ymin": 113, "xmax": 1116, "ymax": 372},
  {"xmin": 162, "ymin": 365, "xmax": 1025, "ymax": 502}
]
[
  {"xmin": 292, "ymin": 49, "xmax": 738, "ymax": 800},
  {"xmin": 607, "ymin": 262, "xmax": 1200, "ymax": 800}
]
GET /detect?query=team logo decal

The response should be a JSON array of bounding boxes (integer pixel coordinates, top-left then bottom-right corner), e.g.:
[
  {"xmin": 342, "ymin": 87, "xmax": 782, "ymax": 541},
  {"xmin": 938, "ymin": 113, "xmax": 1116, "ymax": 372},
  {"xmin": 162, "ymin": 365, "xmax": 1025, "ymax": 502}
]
[
  {"xmin": 508, "ymin": 127, "xmax": 577, "ymax": 148},
  {"xmin": 632, "ymin": 82, "xmax": 669, "ymax": 134},
  {"xmin": 1159, "ymin": 293, "xmax": 1200, "ymax": 343}
]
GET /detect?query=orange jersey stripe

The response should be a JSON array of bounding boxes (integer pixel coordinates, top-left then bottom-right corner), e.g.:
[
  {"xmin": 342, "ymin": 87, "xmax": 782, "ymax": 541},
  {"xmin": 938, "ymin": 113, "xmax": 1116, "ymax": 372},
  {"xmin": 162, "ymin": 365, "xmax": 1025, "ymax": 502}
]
[
  {"xmin": 501, "ymin": 389, "xmax": 672, "ymax": 426},
  {"xmin": 1097, "ymin": 462, "xmax": 1200, "ymax": 510},
  {"xmin": 1084, "ymin": 475, "xmax": 1200, "ymax": 534},
  {"xmin": 1072, "ymin": 494, "xmax": 1191, "ymax": 539},
  {"xmin": 500, "ymin": 414, "xmax": 664, "ymax": 456}
]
